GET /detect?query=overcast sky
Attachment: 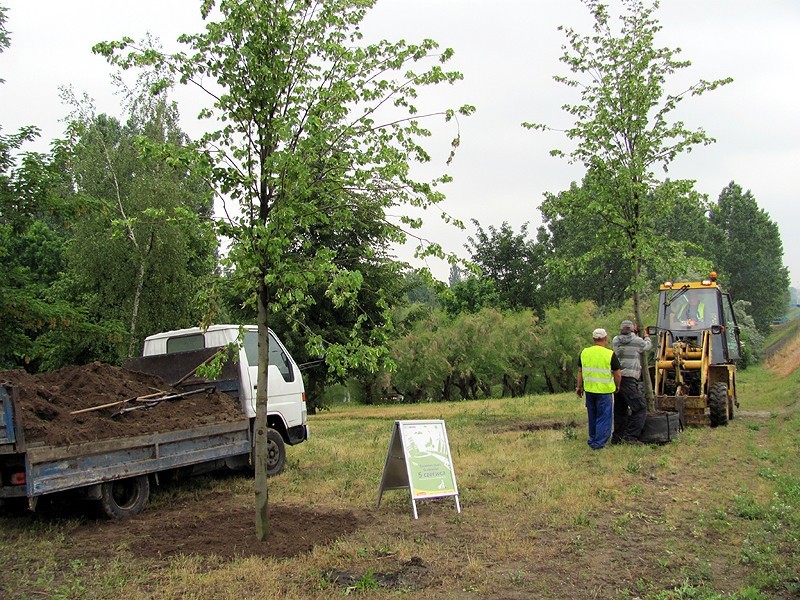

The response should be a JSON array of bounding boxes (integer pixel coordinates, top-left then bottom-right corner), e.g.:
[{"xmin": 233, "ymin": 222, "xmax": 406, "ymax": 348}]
[{"xmin": 2, "ymin": 0, "xmax": 798, "ymax": 287}]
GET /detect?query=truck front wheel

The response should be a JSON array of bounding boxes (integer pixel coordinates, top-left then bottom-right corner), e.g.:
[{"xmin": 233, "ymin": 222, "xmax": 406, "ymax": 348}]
[
  {"xmin": 99, "ymin": 475, "xmax": 150, "ymax": 519},
  {"xmin": 266, "ymin": 428, "xmax": 286, "ymax": 477}
]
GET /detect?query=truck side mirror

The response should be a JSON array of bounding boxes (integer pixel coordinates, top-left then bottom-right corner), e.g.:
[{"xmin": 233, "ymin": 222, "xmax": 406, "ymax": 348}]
[{"xmin": 645, "ymin": 326, "xmax": 658, "ymax": 336}]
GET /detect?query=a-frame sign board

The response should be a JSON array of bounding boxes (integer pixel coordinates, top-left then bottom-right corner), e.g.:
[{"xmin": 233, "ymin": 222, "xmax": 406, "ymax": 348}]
[{"xmin": 376, "ymin": 420, "xmax": 461, "ymax": 519}]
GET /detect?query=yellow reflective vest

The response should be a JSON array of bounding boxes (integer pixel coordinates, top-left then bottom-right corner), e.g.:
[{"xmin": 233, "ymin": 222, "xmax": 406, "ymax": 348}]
[
  {"xmin": 580, "ymin": 345, "xmax": 616, "ymax": 394},
  {"xmin": 677, "ymin": 302, "xmax": 704, "ymax": 321}
]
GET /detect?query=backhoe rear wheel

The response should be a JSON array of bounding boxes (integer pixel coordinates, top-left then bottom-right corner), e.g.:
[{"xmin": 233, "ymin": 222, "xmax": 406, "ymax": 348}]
[{"xmin": 709, "ymin": 382, "xmax": 729, "ymax": 427}]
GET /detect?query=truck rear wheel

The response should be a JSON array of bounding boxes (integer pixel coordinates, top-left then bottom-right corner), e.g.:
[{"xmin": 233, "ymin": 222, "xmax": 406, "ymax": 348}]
[
  {"xmin": 99, "ymin": 475, "xmax": 150, "ymax": 519},
  {"xmin": 709, "ymin": 382, "xmax": 729, "ymax": 428}
]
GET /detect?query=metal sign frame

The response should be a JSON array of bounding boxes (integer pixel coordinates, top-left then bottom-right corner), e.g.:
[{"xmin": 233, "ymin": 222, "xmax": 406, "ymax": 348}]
[{"xmin": 376, "ymin": 419, "xmax": 460, "ymax": 519}]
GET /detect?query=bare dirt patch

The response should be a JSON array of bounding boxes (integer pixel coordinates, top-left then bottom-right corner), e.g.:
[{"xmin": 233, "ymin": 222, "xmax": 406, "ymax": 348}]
[
  {"xmin": 500, "ymin": 419, "xmax": 581, "ymax": 433},
  {"xmin": 325, "ymin": 556, "xmax": 432, "ymax": 592},
  {"xmin": 764, "ymin": 326, "xmax": 800, "ymax": 376},
  {"xmin": 47, "ymin": 490, "xmax": 364, "ymax": 562},
  {"xmin": 0, "ymin": 362, "xmax": 242, "ymax": 446}
]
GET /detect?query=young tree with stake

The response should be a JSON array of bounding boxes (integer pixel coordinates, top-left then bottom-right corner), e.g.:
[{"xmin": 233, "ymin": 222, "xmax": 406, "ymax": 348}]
[{"xmin": 95, "ymin": 0, "xmax": 472, "ymax": 540}]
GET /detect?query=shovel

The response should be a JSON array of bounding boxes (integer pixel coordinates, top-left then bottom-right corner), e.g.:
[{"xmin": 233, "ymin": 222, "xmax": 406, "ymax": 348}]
[{"xmin": 70, "ymin": 391, "xmax": 165, "ymax": 415}]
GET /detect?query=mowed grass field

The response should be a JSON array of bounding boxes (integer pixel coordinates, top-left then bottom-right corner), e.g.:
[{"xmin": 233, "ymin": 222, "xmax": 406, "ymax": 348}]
[{"xmin": 1, "ymin": 357, "xmax": 798, "ymax": 599}]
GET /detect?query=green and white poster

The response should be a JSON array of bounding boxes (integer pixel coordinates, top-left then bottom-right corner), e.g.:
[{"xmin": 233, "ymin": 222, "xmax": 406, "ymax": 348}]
[{"xmin": 376, "ymin": 420, "xmax": 460, "ymax": 519}]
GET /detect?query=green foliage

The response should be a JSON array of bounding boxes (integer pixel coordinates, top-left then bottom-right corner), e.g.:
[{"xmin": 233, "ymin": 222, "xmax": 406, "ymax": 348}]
[
  {"xmin": 0, "ymin": 124, "xmax": 84, "ymax": 369},
  {"xmin": 388, "ymin": 310, "xmax": 452, "ymax": 402},
  {"xmin": 94, "ymin": 0, "xmax": 472, "ymax": 377},
  {"xmin": 538, "ymin": 300, "xmax": 600, "ymax": 393},
  {"xmin": 0, "ymin": 13, "xmax": 103, "ymax": 370},
  {"xmin": 1, "ymin": 15, "xmax": 217, "ymax": 371},
  {"xmin": 59, "ymin": 95, "xmax": 217, "ymax": 361},
  {"xmin": 384, "ymin": 299, "xmax": 641, "ymax": 402},
  {"xmin": 651, "ymin": 183, "xmax": 720, "ymax": 278},
  {"xmin": 0, "ymin": 6, "xmax": 9, "ymax": 73},
  {"xmin": 492, "ymin": 309, "xmax": 541, "ymax": 396},
  {"xmin": 732, "ymin": 300, "xmax": 764, "ymax": 369},
  {"xmin": 270, "ymin": 244, "xmax": 407, "ymax": 412},
  {"xmin": 444, "ymin": 276, "xmax": 504, "ymax": 316},
  {"xmin": 350, "ymin": 568, "xmax": 381, "ymax": 593},
  {"xmin": 709, "ymin": 182, "xmax": 790, "ymax": 333},
  {"xmin": 404, "ymin": 269, "xmax": 448, "ymax": 310},
  {"xmin": 466, "ymin": 220, "xmax": 550, "ymax": 312},
  {"xmin": 538, "ymin": 181, "xmax": 634, "ymax": 308}
]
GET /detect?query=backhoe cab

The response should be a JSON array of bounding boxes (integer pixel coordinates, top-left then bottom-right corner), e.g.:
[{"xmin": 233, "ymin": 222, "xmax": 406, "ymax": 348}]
[{"xmin": 647, "ymin": 273, "xmax": 742, "ymax": 427}]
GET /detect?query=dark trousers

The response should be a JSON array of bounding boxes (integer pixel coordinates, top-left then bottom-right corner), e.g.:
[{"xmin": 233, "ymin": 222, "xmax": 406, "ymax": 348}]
[{"xmin": 613, "ymin": 377, "xmax": 647, "ymax": 441}]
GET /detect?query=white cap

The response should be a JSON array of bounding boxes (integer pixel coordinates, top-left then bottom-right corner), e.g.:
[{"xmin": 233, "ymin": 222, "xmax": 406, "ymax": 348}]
[{"xmin": 592, "ymin": 328, "xmax": 608, "ymax": 340}]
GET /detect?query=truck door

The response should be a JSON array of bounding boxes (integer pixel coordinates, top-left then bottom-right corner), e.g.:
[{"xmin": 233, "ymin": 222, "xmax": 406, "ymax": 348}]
[
  {"xmin": 721, "ymin": 294, "xmax": 743, "ymax": 361},
  {"xmin": 243, "ymin": 330, "xmax": 304, "ymax": 428}
]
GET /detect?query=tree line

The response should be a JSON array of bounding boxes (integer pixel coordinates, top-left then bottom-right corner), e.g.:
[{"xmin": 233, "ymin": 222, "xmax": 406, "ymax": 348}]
[{"xmin": 1, "ymin": 1, "xmax": 789, "ymax": 414}]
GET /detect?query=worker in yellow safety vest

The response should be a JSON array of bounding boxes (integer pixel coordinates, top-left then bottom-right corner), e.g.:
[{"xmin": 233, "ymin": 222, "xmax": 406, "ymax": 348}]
[
  {"xmin": 671, "ymin": 294, "xmax": 706, "ymax": 327},
  {"xmin": 576, "ymin": 328, "xmax": 622, "ymax": 450}
]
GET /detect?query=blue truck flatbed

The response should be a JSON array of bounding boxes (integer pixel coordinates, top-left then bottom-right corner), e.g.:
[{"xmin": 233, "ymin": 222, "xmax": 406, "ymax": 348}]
[{"xmin": 0, "ymin": 383, "xmax": 252, "ymax": 517}]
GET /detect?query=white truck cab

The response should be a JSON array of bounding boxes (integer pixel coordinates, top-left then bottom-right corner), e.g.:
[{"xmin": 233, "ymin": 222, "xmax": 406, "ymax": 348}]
[{"xmin": 141, "ymin": 325, "xmax": 308, "ymax": 475}]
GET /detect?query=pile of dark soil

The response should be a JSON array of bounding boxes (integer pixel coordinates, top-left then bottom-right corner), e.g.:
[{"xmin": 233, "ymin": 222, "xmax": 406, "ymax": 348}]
[{"xmin": 0, "ymin": 362, "xmax": 243, "ymax": 447}]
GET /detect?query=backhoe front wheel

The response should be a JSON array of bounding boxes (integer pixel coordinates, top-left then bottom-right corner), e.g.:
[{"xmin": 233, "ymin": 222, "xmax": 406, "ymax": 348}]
[{"xmin": 709, "ymin": 382, "xmax": 729, "ymax": 427}]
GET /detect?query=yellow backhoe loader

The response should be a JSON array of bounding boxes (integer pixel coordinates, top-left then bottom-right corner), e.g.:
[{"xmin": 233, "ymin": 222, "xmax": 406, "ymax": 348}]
[{"xmin": 647, "ymin": 273, "xmax": 742, "ymax": 427}]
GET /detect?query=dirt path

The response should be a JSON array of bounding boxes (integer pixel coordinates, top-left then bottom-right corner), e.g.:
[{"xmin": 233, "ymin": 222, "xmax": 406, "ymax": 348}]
[{"xmin": 765, "ymin": 329, "xmax": 800, "ymax": 376}]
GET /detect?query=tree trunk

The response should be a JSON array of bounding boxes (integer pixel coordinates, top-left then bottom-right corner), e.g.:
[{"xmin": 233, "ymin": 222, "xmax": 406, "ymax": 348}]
[
  {"xmin": 128, "ymin": 258, "xmax": 147, "ymax": 358},
  {"xmin": 361, "ymin": 379, "xmax": 376, "ymax": 405},
  {"xmin": 441, "ymin": 375, "xmax": 453, "ymax": 401},
  {"xmin": 455, "ymin": 373, "xmax": 470, "ymax": 400},
  {"xmin": 502, "ymin": 374, "xmax": 512, "ymax": 397},
  {"xmin": 127, "ymin": 232, "xmax": 155, "ymax": 358},
  {"xmin": 629, "ymin": 186, "xmax": 654, "ymax": 409},
  {"xmin": 543, "ymin": 368, "xmax": 555, "ymax": 394},
  {"xmin": 632, "ymin": 287, "xmax": 655, "ymax": 410},
  {"xmin": 254, "ymin": 276, "xmax": 270, "ymax": 541},
  {"xmin": 517, "ymin": 375, "xmax": 529, "ymax": 397}
]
